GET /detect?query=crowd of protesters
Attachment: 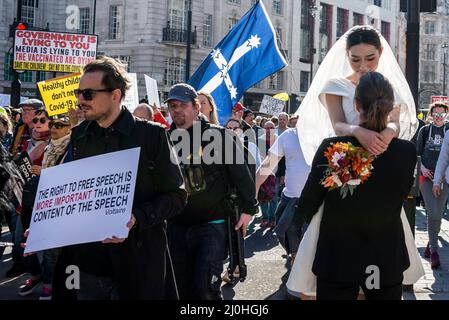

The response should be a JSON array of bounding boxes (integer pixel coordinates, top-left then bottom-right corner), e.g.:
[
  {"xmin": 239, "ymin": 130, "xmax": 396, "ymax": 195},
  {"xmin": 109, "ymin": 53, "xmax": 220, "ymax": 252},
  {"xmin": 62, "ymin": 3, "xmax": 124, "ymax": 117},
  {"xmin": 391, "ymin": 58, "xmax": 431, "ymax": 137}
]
[
  {"xmin": 0, "ymin": 56, "xmax": 303, "ymax": 300},
  {"xmin": 0, "ymin": 55, "xmax": 441, "ymax": 301}
]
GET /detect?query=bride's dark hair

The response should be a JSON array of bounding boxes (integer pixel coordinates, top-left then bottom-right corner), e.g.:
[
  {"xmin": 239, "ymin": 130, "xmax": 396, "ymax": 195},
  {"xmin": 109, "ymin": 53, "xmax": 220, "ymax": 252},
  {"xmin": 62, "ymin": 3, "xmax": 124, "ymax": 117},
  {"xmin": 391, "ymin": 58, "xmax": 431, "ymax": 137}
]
[
  {"xmin": 355, "ymin": 72, "xmax": 394, "ymax": 132},
  {"xmin": 346, "ymin": 27, "xmax": 381, "ymax": 51}
]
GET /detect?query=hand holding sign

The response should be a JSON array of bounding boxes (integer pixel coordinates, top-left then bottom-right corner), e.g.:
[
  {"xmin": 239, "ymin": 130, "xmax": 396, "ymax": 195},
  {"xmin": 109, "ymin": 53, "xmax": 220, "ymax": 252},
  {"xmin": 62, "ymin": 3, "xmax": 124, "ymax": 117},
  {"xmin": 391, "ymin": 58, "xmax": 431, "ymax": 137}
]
[
  {"xmin": 102, "ymin": 214, "xmax": 137, "ymax": 244},
  {"xmin": 25, "ymin": 148, "xmax": 140, "ymax": 253}
]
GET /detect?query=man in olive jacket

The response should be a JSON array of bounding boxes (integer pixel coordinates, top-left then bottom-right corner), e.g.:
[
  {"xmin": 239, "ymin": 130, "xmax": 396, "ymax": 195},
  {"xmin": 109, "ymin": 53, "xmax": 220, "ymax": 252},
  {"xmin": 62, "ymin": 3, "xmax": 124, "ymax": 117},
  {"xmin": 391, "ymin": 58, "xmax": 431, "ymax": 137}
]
[
  {"xmin": 54, "ymin": 57, "xmax": 187, "ymax": 300},
  {"xmin": 166, "ymin": 84, "xmax": 258, "ymax": 300}
]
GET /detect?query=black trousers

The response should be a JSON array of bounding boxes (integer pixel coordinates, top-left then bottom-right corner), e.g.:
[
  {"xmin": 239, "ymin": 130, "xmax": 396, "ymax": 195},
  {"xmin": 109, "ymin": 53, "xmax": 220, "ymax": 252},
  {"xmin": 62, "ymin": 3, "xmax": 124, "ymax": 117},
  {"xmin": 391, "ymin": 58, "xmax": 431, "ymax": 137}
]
[{"xmin": 316, "ymin": 276, "xmax": 403, "ymax": 300}]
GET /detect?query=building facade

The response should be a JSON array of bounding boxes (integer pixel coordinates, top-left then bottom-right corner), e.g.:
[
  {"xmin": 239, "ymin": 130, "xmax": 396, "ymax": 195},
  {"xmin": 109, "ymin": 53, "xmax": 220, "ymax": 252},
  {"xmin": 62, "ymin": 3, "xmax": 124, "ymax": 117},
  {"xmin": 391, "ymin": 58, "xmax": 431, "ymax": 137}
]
[
  {"xmin": 419, "ymin": 0, "xmax": 449, "ymax": 109},
  {"xmin": 0, "ymin": 0, "xmax": 403, "ymax": 114}
]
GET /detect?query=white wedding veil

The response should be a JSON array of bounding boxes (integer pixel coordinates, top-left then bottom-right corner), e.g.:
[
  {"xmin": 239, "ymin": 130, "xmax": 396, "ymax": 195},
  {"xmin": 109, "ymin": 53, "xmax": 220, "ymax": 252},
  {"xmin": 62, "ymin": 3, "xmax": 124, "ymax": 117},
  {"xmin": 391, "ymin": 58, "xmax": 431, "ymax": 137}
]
[{"xmin": 296, "ymin": 25, "xmax": 418, "ymax": 165}]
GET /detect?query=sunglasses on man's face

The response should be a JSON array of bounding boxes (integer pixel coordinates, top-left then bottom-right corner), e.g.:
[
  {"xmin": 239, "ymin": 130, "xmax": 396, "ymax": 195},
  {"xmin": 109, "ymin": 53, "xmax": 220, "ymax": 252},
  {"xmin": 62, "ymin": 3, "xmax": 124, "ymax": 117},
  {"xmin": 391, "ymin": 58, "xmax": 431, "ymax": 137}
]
[
  {"xmin": 32, "ymin": 117, "xmax": 48, "ymax": 124},
  {"xmin": 74, "ymin": 88, "xmax": 114, "ymax": 101},
  {"xmin": 433, "ymin": 112, "xmax": 447, "ymax": 118},
  {"xmin": 49, "ymin": 121, "xmax": 70, "ymax": 129}
]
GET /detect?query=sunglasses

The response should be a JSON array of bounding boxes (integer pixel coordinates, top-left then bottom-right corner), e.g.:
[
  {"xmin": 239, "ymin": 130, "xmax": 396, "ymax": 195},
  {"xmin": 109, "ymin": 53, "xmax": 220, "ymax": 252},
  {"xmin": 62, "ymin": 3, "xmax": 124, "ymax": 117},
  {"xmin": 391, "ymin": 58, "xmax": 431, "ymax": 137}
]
[
  {"xmin": 32, "ymin": 117, "xmax": 48, "ymax": 124},
  {"xmin": 49, "ymin": 121, "xmax": 70, "ymax": 129},
  {"xmin": 74, "ymin": 88, "xmax": 114, "ymax": 101},
  {"xmin": 433, "ymin": 113, "xmax": 447, "ymax": 118}
]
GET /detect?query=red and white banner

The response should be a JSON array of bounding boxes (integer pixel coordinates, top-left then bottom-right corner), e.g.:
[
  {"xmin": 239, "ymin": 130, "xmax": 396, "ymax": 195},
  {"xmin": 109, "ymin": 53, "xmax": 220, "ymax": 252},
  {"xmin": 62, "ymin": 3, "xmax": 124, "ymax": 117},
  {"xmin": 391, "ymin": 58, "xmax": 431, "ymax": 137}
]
[
  {"xmin": 13, "ymin": 30, "xmax": 98, "ymax": 73},
  {"xmin": 431, "ymin": 95, "xmax": 448, "ymax": 104}
]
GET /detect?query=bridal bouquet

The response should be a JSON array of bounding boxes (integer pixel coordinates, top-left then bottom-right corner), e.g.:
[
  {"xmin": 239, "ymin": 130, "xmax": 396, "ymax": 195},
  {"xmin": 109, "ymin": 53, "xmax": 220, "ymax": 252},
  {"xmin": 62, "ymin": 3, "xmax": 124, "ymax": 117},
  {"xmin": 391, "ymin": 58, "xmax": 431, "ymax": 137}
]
[{"xmin": 321, "ymin": 142, "xmax": 375, "ymax": 198}]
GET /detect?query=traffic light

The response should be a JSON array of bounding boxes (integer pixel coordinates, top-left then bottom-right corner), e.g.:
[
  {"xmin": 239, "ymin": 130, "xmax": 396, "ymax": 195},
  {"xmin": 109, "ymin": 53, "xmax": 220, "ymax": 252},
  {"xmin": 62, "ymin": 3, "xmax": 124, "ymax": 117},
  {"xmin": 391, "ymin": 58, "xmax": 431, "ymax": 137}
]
[
  {"xmin": 9, "ymin": 21, "xmax": 29, "ymax": 37},
  {"xmin": 400, "ymin": 0, "xmax": 437, "ymax": 13}
]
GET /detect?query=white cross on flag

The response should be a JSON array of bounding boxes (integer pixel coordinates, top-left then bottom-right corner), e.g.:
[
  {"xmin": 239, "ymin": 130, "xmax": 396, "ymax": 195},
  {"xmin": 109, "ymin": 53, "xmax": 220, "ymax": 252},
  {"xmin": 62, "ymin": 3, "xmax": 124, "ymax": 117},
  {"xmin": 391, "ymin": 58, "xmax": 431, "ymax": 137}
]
[{"xmin": 188, "ymin": 0, "xmax": 287, "ymax": 124}]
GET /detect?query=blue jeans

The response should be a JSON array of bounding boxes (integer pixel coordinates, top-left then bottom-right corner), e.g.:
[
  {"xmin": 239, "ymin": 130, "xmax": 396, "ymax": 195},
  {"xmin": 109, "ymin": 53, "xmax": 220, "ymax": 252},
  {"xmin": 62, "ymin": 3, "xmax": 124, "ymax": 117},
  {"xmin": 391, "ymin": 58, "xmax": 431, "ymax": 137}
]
[
  {"xmin": 168, "ymin": 222, "xmax": 228, "ymax": 300},
  {"xmin": 5, "ymin": 210, "xmax": 24, "ymax": 264},
  {"xmin": 260, "ymin": 199, "xmax": 276, "ymax": 222},
  {"xmin": 273, "ymin": 193, "xmax": 302, "ymax": 255}
]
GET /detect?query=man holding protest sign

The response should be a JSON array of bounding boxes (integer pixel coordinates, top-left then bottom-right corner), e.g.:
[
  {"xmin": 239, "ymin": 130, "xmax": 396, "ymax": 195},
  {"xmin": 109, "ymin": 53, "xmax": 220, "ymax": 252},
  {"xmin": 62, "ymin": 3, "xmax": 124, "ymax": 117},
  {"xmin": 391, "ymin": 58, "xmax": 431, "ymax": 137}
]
[{"xmin": 53, "ymin": 56, "xmax": 187, "ymax": 300}]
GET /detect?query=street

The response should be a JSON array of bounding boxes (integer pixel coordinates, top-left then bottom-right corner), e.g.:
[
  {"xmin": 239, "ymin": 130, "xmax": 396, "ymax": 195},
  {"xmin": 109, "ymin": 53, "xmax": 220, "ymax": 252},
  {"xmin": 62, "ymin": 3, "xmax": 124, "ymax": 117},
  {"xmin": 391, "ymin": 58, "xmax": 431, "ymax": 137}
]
[{"xmin": 1, "ymin": 207, "xmax": 449, "ymax": 300}]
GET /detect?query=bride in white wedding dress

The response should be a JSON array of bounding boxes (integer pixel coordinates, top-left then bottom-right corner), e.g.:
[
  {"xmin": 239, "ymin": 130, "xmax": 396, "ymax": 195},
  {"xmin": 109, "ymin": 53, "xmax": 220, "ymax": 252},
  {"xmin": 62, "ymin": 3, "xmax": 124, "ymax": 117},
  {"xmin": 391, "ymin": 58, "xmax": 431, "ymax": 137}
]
[{"xmin": 287, "ymin": 26, "xmax": 424, "ymax": 298}]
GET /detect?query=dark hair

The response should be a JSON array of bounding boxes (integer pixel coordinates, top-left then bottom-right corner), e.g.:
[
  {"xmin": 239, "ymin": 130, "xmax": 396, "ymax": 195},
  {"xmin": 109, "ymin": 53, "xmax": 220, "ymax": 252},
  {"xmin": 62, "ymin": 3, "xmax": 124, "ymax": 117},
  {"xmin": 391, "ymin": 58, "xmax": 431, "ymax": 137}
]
[
  {"xmin": 226, "ymin": 118, "xmax": 242, "ymax": 129},
  {"xmin": 34, "ymin": 109, "xmax": 49, "ymax": 118},
  {"xmin": 346, "ymin": 27, "xmax": 382, "ymax": 51},
  {"xmin": 355, "ymin": 72, "xmax": 394, "ymax": 132},
  {"xmin": 83, "ymin": 56, "xmax": 131, "ymax": 102},
  {"xmin": 429, "ymin": 102, "xmax": 449, "ymax": 115}
]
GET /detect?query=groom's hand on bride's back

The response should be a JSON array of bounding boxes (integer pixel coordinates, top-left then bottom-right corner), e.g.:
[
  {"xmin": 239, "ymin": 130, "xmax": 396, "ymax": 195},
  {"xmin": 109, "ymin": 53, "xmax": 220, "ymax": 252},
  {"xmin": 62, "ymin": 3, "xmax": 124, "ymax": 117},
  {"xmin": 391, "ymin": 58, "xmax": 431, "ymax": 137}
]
[{"xmin": 353, "ymin": 126, "xmax": 388, "ymax": 155}]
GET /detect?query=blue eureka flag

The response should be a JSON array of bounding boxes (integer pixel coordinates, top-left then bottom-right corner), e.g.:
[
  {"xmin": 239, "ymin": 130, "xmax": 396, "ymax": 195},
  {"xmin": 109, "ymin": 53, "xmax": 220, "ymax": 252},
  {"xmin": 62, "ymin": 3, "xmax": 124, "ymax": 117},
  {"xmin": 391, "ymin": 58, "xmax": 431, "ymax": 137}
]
[{"xmin": 188, "ymin": 0, "xmax": 287, "ymax": 124}]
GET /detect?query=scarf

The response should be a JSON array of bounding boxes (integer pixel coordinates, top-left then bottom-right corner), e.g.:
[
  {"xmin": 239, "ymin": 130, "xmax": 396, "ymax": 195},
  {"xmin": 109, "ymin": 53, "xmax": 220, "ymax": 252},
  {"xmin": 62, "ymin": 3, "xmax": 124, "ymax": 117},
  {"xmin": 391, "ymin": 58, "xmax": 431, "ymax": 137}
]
[
  {"xmin": 42, "ymin": 134, "xmax": 71, "ymax": 169},
  {"xmin": 27, "ymin": 129, "xmax": 50, "ymax": 164}
]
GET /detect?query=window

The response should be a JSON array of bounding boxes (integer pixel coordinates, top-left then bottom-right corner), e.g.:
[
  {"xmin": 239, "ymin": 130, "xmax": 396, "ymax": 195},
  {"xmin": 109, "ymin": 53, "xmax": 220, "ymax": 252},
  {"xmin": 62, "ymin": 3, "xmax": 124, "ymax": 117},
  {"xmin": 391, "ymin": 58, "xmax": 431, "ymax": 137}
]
[
  {"xmin": 110, "ymin": 55, "xmax": 131, "ymax": 72},
  {"xmin": 275, "ymin": 26, "xmax": 282, "ymax": 43},
  {"xmin": 253, "ymin": 80, "xmax": 263, "ymax": 89},
  {"xmin": 79, "ymin": 8, "xmax": 90, "ymax": 34},
  {"xmin": 109, "ymin": 5, "xmax": 123, "ymax": 39},
  {"xmin": 300, "ymin": 29, "xmax": 311, "ymax": 61},
  {"xmin": 228, "ymin": 16, "xmax": 239, "ymax": 30},
  {"xmin": 424, "ymin": 44, "xmax": 436, "ymax": 60},
  {"xmin": 169, "ymin": 0, "xmax": 191, "ymax": 30},
  {"xmin": 373, "ymin": 0, "xmax": 382, "ymax": 6},
  {"xmin": 381, "ymin": 21, "xmax": 391, "ymax": 43},
  {"xmin": 268, "ymin": 71, "xmax": 284, "ymax": 90},
  {"xmin": 423, "ymin": 64, "xmax": 436, "ymax": 82},
  {"xmin": 22, "ymin": 0, "xmax": 38, "ymax": 27},
  {"xmin": 273, "ymin": 0, "xmax": 282, "ymax": 15},
  {"xmin": 203, "ymin": 14, "xmax": 213, "ymax": 47},
  {"xmin": 300, "ymin": 71, "xmax": 310, "ymax": 92},
  {"xmin": 300, "ymin": 0, "xmax": 312, "ymax": 61},
  {"xmin": 353, "ymin": 13, "xmax": 364, "ymax": 27},
  {"xmin": 336, "ymin": 8, "xmax": 349, "ymax": 38},
  {"xmin": 165, "ymin": 57, "xmax": 185, "ymax": 86},
  {"xmin": 319, "ymin": 3, "xmax": 332, "ymax": 63},
  {"xmin": 228, "ymin": 0, "xmax": 241, "ymax": 4},
  {"xmin": 37, "ymin": 71, "xmax": 47, "ymax": 82},
  {"xmin": 425, "ymin": 21, "xmax": 436, "ymax": 35},
  {"xmin": 4, "ymin": 53, "xmax": 32, "ymax": 82}
]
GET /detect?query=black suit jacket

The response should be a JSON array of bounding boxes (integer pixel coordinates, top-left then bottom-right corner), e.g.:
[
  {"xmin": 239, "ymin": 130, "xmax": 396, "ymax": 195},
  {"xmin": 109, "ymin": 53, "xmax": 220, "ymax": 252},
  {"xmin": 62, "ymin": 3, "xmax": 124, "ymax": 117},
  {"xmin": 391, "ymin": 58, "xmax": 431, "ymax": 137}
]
[{"xmin": 295, "ymin": 136, "xmax": 417, "ymax": 285}]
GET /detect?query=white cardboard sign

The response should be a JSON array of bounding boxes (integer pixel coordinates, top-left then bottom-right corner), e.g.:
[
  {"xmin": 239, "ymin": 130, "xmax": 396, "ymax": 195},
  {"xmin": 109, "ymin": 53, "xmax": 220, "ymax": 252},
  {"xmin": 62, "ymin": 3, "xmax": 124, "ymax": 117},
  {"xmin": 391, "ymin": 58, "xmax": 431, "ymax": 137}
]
[
  {"xmin": 145, "ymin": 75, "xmax": 161, "ymax": 107},
  {"xmin": 259, "ymin": 95, "xmax": 285, "ymax": 116},
  {"xmin": 25, "ymin": 148, "xmax": 140, "ymax": 253},
  {"xmin": 123, "ymin": 73, "xmax": 139, "ymax": 112}
]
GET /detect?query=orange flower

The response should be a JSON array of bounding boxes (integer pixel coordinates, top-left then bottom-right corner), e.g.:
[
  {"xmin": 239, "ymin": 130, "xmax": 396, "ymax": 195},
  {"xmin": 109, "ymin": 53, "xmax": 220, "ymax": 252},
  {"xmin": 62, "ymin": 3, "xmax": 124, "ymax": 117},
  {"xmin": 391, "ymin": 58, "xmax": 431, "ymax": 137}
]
[{"xmin": 320, "ymin": 142, "xmax": 375, "ymax": 198}]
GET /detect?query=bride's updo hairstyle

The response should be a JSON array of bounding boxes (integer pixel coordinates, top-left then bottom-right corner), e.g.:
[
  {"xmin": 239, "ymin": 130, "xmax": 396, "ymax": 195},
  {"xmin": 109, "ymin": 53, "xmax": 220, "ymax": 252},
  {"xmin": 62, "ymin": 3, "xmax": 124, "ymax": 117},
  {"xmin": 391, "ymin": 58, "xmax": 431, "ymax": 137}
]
[
  {"xmin": 346, "ymin": 26, "xmax": 382, "ymax": 51},
  {"xmin": 355, "ymin": 72, "xmax": 394, "ymax": 132}
]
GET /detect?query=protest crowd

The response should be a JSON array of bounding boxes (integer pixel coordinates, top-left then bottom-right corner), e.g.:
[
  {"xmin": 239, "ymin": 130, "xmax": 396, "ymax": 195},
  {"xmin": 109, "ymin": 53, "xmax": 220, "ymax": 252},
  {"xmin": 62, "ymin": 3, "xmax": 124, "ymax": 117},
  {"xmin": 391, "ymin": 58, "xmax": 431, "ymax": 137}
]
[
  {"xmin": 0, "ymin": 55, "xmax": 305, "ymax": 300},
  {"xmin": 0, "ymin": 1, "xmax": 441, "ymax": 302}
]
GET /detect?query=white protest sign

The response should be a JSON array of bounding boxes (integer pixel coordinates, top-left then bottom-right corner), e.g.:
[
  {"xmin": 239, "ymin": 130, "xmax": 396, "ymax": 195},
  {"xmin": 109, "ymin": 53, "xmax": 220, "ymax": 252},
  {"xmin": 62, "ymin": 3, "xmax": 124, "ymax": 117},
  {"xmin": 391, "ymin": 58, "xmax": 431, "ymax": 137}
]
[
  {"xmin": 259, "ymin": 95, "xmax": 286, "ymax": 116},
  {"xmin": 122, "ymin": 73, "xmax": 139, "ymax": 112},
  {"xmin": 145, "ymin": 75, "xmax": 160, "ymax": 107},
  {"xmin": 25, "ymin": 148, "xmax": 140, "ymax": 253}
]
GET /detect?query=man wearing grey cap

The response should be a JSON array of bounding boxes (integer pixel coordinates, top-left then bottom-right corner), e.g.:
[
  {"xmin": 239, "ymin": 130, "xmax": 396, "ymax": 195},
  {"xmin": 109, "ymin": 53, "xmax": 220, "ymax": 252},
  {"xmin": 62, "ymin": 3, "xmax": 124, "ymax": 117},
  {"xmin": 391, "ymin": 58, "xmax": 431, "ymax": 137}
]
[
  {"xmin": 166, "ymin": 83, "xmax": 258, "ymax": 300},
  {"xmin": 10, "ymin": 99, "xmax": 44, "ymax": 157}
]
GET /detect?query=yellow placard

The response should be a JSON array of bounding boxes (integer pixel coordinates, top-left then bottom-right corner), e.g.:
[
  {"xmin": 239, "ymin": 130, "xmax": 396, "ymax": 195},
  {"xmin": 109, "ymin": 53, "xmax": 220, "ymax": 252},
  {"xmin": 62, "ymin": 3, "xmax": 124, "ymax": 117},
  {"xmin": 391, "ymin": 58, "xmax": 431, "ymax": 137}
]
[
  {"xmin": 14, "ymin": 61, "xmax": 83, "ymax": 73},
  {"xmin": 273, "ymin": 92, "xmax": 289, "ymax": 102},
  {"xmin": 37, "ymin": 73, "xmax": 81, "ymax": 117}
]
